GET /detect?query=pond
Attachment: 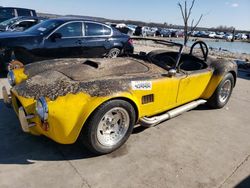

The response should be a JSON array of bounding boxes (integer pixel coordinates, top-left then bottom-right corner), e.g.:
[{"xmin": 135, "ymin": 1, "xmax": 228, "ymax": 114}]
[{"xmin": 172, "ymin": 39, "xmax": 250, "ymax": 54}]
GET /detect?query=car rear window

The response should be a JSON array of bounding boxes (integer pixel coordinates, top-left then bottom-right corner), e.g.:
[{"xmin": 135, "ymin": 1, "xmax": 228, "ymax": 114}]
[
  {"xmin": 17, "ymin": 9, "xmax": 32, "ymax": 16},
  {"xmin": 85, "ymin": 22, "xmax": 111, "ymax": 36},
  {"xmin": 0, "ymin": 8, "xmax": 15, "ymax": 18}
]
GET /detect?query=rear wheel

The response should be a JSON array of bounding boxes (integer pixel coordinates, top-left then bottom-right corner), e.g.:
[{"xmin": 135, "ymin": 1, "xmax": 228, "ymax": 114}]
[
  {"xmin": 207, "ymin": 73, "xmax": 234, "ymax": 109},
  {"xmin": 107, "ymin": 48, "xmax": 120, "ymax": 58},
  {"xmin": 80, "ymin": 100, "xmax": 136, "ymax": 154}
]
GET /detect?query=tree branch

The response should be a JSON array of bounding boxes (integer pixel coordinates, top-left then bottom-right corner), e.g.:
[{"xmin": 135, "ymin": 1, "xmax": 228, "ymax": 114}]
[
  {"xmin": 187, "ymin": 0, "xmax": 195, "ymax": 19},
  {"xmin": 178, "ymin": 2, "xmax": 185, "ymax": 21},
  {"xmin": 191, "ymin": 14, "xmax": 203, "ymax": 31}
]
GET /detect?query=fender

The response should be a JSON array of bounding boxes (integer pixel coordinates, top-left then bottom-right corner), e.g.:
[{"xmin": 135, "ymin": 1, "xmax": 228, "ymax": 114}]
[{"xmin": 201, "ymin": 57, "xmax": 237, "ymax": 99}]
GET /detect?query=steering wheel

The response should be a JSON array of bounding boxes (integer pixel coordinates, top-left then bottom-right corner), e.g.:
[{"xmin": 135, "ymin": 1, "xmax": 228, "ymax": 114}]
[{"xmin": 190, "ymin": 41, "xmax": 209, "ymax": 61}]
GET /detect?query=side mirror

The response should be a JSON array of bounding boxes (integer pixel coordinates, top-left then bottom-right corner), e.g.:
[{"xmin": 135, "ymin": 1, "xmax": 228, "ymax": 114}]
[
  {"xmin": 168, "ymin": 69, "xmax": 177, "ymax": 77},
  {"xmin": 50, "ymin": 32, "xmax": 62, "ymax": 42}
]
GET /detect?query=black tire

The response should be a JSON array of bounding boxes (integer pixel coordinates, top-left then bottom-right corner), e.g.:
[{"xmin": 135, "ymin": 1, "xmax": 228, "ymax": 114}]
[
  {"xmin": 207, "ymin": 73, "xmax": 234, "ymax": 109},
  {"xmin": 107, "ymin": 48, "xmax": 120, "ymax": 58},
  {"xmin": 80, "ymin": 100, "xmax": 136, "ymax": 154}
]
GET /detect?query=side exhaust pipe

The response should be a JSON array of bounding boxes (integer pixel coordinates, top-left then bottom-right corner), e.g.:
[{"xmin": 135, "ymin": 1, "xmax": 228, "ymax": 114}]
[{"xmin": 140, "ymin": 99, "xmax": 207, "ymax": 127}]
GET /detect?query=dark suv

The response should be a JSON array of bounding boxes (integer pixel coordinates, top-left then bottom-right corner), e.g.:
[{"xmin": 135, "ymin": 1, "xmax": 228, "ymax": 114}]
[
  {"xmin": 0, "ymin": 18, "xmax": 134, "ymax": 71},
  {"xmin": 0, "ymin": 7, "xmax": 37, "ymax": 22}
]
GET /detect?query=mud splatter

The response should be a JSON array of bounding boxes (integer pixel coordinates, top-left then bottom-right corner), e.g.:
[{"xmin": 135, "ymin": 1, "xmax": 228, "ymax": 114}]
[{"xmin": 15, "ymin": 57, "xmax": 163, "ymax": 100}]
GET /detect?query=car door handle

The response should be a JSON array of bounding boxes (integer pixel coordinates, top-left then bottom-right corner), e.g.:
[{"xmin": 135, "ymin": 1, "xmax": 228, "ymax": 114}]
[{"xmin": 76, "ymin": 40, "xmax": 83, "ymax": 45}]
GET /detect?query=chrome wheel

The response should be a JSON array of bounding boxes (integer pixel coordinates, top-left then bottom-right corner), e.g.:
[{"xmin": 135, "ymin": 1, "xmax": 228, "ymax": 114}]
[
  {"xmin": 219, "ymin": 80, "xmax": 232, "ymax": 103},
  {"xmin": 97, "ymin": 107, "xmax": 130, "ymax": 147},
  {"xmin": 107, "ymin": 48, "xmax": 120, "ymax": 58}
]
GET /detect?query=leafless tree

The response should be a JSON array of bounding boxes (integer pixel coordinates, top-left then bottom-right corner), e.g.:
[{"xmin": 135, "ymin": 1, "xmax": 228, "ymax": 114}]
[{"xmin": 178, "ymin": 0, "xmax": 203, "ymax": 45}]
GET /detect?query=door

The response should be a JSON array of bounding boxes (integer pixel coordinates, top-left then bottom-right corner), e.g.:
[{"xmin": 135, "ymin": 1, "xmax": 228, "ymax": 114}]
[
  {"xmin": 132, "ymin": 75, "xmax": 183, "ymax": 117},
  {"xmin": 41, "ymin": 21, "xmax": 85, "ymax": 58},
  {"xmin": 177, "ymin": 70, "xmax": 212, "ymax": 104},
  {"xmin": 83, "ymin": 22, "xmax": 112, "ymax": 57}
]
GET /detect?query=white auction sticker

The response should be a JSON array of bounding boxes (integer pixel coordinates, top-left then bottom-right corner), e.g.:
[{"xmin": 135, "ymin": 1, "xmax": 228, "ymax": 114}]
[{"xmin": 131, "ymin": 81, "xmax": 152, "ymax": 90}]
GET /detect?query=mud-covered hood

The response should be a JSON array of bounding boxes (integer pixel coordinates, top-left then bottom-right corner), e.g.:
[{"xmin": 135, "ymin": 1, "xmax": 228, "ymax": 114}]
[
  {"xmin": 24, "ymin": 58, "xmax": 152, "ymax": 81},
  {"xmin": 14, "ymin": 58, "xmax": 162, "ymax": 100}
]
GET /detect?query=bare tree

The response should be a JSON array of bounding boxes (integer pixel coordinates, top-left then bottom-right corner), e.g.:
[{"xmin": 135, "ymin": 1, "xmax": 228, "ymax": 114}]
[{"xmin": 178, "ymin": 0, "xmax": 203, "ymax": 45}]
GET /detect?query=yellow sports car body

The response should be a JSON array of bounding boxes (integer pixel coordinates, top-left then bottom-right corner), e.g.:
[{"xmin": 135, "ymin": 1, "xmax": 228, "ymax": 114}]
[{"xmin": 2, "ymin": 39, "xmax": 237, "ymax": 154}]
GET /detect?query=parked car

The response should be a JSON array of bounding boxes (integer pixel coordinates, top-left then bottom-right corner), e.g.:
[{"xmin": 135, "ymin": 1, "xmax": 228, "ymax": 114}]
[
  {"xmin": 224, "ymin": 33, "xmax": 233, "ymax": 41},
  {"xmin": 194, "ymin": 31, "xmax": 209, "ymax": 38},
  {"xmin": 215, "ymin": 32, "xmax": 225, "ymax": 39},
  {"xmin": 0, "ymin": 7, "xmax": 37, "ymax": 22},
  {"xmin": 142, "ymin": 26, "xmax": 156, "ymax": 37},
  {"xmin": 0, "ymin": 16, "xmax": 45, "ymax": 32},
  {"xmin": 175, "ymin": 30, "xmax": 184, "ymax": 38},
  {"xmin": 208, "ymin": 32, "xmax": 216, "ymax": 38},
  {"xmin": 113, "ymin": 23, "xmax": 134, "ymax": 36},
  {"xmin": 155, "ymin": 28, "xmax": 171, "ymax": 37},
  {"xmin": 2, "ymin": 38, "xmax": 237, "ymax": 154},
  {"xmin": 0, "ymin": 18, "xmax": 134, "ymax": 71},
  {"xmin": 127, "ymin": 24, "xmax": 137, "ymax": 35},
  {"xmin": 238, "ymin": 33, "xmax": 248, "ymax": 40}
]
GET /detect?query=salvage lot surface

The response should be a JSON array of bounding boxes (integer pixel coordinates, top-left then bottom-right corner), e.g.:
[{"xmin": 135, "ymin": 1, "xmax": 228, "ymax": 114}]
[{"xmin": 0, "ymin": 71, "xmax": 250, "ymax": 188}]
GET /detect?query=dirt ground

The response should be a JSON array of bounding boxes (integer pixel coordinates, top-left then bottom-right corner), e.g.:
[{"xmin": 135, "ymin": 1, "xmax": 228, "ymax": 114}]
[{"xmin": 0, "ymin": 46, "xmax": 250, "ymax": 188}]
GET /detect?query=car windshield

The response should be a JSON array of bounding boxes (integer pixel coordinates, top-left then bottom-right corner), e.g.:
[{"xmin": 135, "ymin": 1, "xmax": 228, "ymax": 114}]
[
  {"xmin": 0, "ymin": 17, "xmax": 20, "ymax": 26},
  {"xmin": 25, "ymin": 19, "xmax": 64, "ymax": 35}
]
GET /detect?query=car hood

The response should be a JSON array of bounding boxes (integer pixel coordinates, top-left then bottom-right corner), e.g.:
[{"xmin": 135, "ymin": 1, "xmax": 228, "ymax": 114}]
[
  {"xmin": 0, "ymin": 31, "xmax": 38, "ymax": 39},
  {"xmin": 14, "ymin": 58, "xmax": 162, "ymax": 100}
]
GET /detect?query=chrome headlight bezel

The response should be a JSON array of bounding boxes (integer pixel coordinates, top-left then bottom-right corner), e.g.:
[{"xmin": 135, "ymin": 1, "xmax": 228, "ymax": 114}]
[
  {"xmin": 7, "ymin": 70, "xmax": 15, "ymax": 86},
  {"xmin": 36, "ymin": 97, "xmax": 48, "ymax": 122}
]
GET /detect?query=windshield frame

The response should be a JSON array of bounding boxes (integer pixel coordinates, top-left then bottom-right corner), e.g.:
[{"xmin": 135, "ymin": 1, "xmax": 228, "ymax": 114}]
[{"xmin": 131, "ymin": 37, "xmax": 184, "ymax": 69}]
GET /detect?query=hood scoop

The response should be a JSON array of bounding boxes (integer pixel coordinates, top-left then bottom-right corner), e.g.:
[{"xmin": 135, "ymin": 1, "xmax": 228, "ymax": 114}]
[{"xmin": 83, "ymin": 60, "xmax": 100, "ymax": 69}]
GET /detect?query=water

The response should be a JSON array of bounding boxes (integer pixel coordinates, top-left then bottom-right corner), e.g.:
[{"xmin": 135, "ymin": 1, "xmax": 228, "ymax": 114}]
[{"xmin": 172, "ymin": 39, "xmax": 250, "ymax": 54}]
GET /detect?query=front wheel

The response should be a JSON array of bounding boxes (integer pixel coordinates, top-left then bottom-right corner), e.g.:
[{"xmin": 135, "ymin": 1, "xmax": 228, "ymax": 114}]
[
  {"xmin": 80, "ymin": 100, "xmax": 136, "ymax": 154},
  {"xmin": 207, "ymin": 73, "xmax": 234, "ymax": 109}
]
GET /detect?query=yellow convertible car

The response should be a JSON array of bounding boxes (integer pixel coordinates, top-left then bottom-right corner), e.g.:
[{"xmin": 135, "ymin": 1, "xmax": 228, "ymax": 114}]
[{"xmin": 2, "ymin": 39, "xmax": 237, "ymax": 154}]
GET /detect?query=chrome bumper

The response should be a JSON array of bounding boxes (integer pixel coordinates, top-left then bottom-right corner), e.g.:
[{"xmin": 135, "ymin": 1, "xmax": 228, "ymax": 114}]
[
  {"xmin": 2, "ymin": 86, "xmax": 11, "ymax": 106},
  {"xmin": 18, "ymin": 107, "xmax": 36, "ymax": 133}
]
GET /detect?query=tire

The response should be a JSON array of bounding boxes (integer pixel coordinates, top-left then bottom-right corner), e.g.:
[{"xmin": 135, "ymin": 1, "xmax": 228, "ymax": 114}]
[
  {"xmin": 107, "ymin": 48, "xmax": 120, "ymax": 58},
  {"xmin": 207, "ymin": 73, "xmax": 234, "ymax": 109},
  {"xmin": 80, "ymin": 100, "xmax": 136, "ymax": 154}
]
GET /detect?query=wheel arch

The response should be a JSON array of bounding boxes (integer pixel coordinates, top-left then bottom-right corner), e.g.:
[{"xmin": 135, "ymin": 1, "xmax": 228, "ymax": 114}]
[
  {"xmin": 229, "ymin": 70, "xmax": 237, "ymax": 87},
  {"xmin": 75, "ymin": 95, "xmax": 140, "ymax": 142},
  {"xmin": 83, "ymin": 96, "xmax": 139, "ymax": 127}
]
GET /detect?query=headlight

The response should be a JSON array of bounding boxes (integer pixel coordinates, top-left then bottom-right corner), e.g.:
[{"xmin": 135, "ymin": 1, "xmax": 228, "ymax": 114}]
[
  {"xmin": 36, "ymin": 97, "xmax": 48, "ymax": 122},
  {"xmin": 7, "ymin": 70, "xmax": 15, "ymax": 86}
]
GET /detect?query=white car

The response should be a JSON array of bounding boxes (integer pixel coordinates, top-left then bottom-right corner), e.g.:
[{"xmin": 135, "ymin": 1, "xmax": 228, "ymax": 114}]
[
  {"xmin": 215, "ymin": 32, "xmax": 225, "ymax": 39},
  {"xmin": 241, "ymin": 34, "xmax": 248, "ymax": 40},
  {"xmin": 224, "ymin": 34, "xmax": 233, "ymax": 41},
  {"xmin": 209, "ymin": 32, "xmax": 216, "ymax": 38}
]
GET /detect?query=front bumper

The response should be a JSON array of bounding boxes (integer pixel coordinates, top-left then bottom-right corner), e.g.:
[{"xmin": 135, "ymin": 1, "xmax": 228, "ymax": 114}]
[
  {"xmin": 2, "ymin": 86, "xmax": 36, "ymax": 133},
  {"xmin": 2, "ymin": 86, "xmax": 11, "ymax": 105},
  {"xmin": 3, "ymin": 86, "xmax": 95, "ymax": 144},
  {"xmin": 18, "ymin": 107, "xmax": 36, "ymax": 132}
]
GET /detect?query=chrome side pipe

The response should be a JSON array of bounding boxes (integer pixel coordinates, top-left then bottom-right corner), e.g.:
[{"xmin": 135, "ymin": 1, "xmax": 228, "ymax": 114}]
[{"xmin": 140, "ymin": 99, "xmax": 207, "ymax": 127}]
